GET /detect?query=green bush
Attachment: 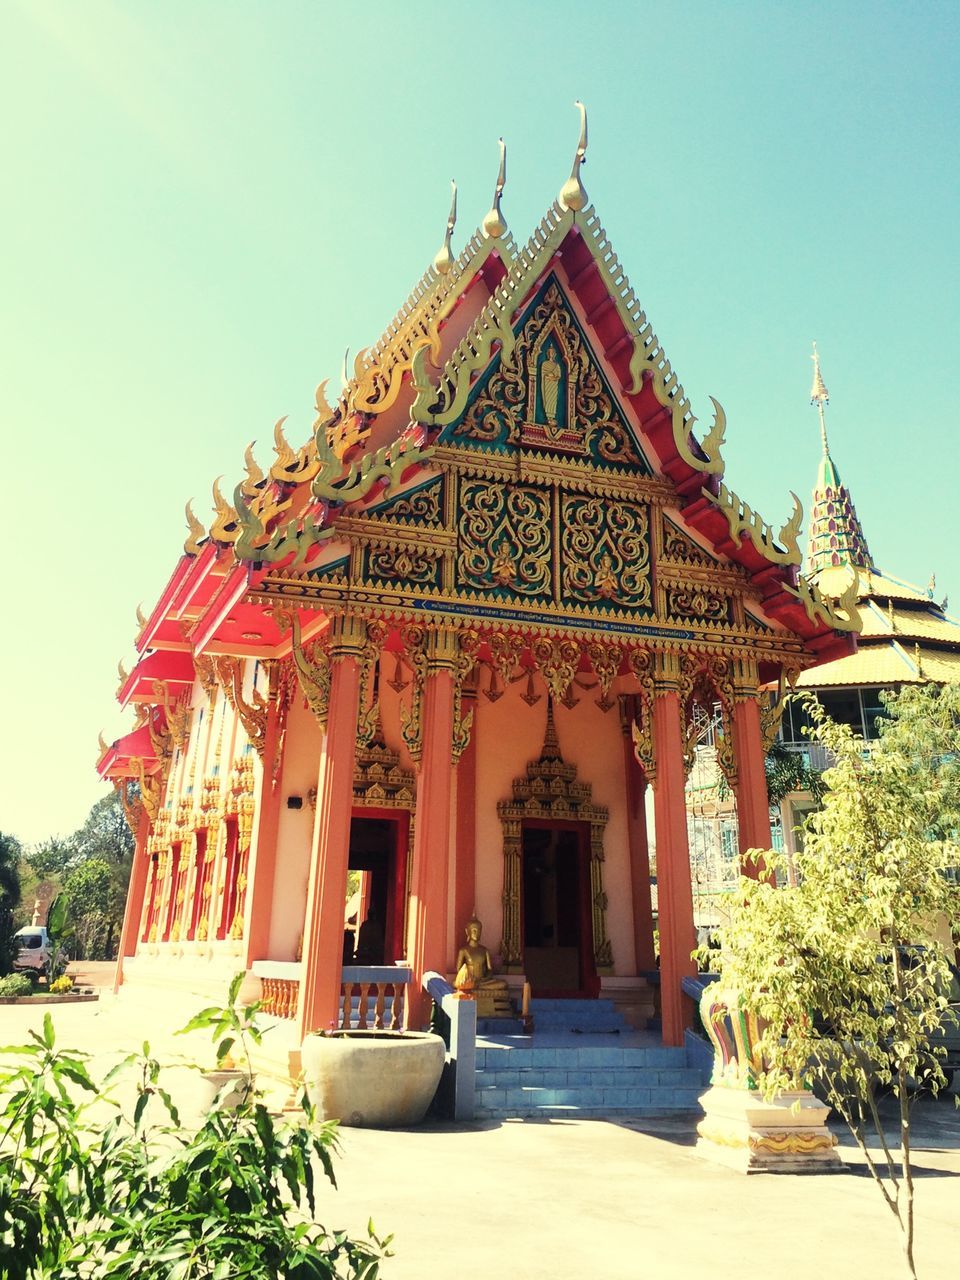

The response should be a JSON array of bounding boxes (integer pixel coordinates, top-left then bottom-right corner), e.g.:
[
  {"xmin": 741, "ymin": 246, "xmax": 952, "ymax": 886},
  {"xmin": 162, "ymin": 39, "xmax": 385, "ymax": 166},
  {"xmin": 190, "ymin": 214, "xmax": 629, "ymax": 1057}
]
[
  {"xmin": 0, "ymin": 1005, "xmax": 391, "ymax": 1278},
  {"xmin": 0, "ymin": 973, "xmax": 32, "ymax": 998},
  {"xmin": 48, "ymin": 976, "xmax": 73, "ymax": 994}
]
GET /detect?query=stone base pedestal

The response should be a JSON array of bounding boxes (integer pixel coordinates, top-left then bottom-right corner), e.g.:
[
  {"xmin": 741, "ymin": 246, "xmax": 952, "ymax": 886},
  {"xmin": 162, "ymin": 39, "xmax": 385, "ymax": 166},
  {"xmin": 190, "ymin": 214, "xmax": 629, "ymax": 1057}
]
[{"xmin": 696, "ymin": 1085, "xmax": 843, "ymax": 1174}]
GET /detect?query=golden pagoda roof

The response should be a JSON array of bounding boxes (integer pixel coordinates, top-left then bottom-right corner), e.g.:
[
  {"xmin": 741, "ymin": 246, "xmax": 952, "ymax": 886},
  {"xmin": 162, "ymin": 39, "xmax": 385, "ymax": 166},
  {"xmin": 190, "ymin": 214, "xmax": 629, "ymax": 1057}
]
[{"xmin": 796, "ymin": 567, "xmax": 960, "ymax": 688}]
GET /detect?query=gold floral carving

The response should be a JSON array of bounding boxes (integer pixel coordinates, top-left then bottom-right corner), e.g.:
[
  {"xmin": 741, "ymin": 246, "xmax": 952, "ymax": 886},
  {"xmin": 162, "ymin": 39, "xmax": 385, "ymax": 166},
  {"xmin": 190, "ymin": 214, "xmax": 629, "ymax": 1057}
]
[
  {"xmin": 662, "ymin": 522, "xmax": 713, "ymax": 565},
  {"xmin": 561, "ymin": 497, "xmax": 651, "ymax": 607},
  {"xmin": 627, "ymin": 650, "xmax": 657, "ymax": 783},
  {"xmin": 760, "ymin": 666, "xmax": 800, "ymax": 753},
  {"xmin": 457, "ymin": 481, "xmax": 551, "ymax": 598},
  {"xmin": 291, "ymin": 613, "xmax": 332, "ymax": 732},
  {"xmin": 375, "ymin": 482, "xmax": 442, "ymax": 525},
  {"xmin": 193, "ymin": 653, "xmax": 219, "ymax": 707},
  {"xmin": 667, "ymin": 587, "xmax": 728, "ymax": 622},
  {"xmin": 585, "ymin": 640, "xmax": 623, "ymax": 711},
  {"xmin": 367, "ymin": 544, "xmax": 441, "ymax": 585},
  {"xmin": 398, "ymin": 625, "xmax": 429, "ymax": 763},
  {"xmin": 706, "ymin": 482, "xmax": 803, "ymax": 569},
  {"xmin": 497, "ymin": 704, "xmax": 613, "ymax": 973},
  {"xmin": 114, "ymin": 778, "xmax": 143, "ymax": 837},
  {"xmin": 356, "ymin": 621, "xmax": 388, "ymax": 750},
  {"xmin": 451, "ymin": 630, "xmax": 480, "ymax": 764},
  {"xmin": 531, "ymin": 636, "xmax": 581, "ymax": 704},
  {"xmin": 213, "ymin": 657, "xmax": 274, "ymax": 760}
]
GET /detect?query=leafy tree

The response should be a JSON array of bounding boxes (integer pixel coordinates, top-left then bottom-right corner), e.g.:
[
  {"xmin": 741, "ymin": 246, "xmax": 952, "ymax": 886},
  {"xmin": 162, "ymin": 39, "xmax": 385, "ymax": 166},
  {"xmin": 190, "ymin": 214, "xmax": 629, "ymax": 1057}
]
[
  {"xmin": 0, "ymin": 832, "xmax": 22, "ymax": 975},
  {"xmin": 764, "ymin": 738, "xmax": 825, "ymax": 807},
  {"xmin": 707, "ymin": 685, "xmax": 960, "ymax": 1280},
  {"xmin": 63, "ymin": 858, "xmax": 121, "ymax": 962}
]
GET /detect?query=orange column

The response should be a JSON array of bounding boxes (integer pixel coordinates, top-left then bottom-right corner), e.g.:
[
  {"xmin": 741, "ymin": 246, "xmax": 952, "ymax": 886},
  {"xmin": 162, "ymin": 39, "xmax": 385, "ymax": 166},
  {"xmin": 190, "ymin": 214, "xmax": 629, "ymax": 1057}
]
[
  {"xmin": 621, "ymin": 714, "xmax": 656, "ymax": 972},
  {"xmin": 243, "ymin": 680, "xmax": 287, "ymax": 966},
  {"xmin": 113, "ymin": 803, "xmax": 150, "ymax": 992},
  {"xmin": 453, "ymin": 686, "xmax": 477, "ymax": 962},
  {"xmin": 406, "ymin": 627, "xmax": 457, "ymax": 1028},
  {"xmin": 733, "ymin": 661, "xmax": 772, "ymax": 880},
  {"xmin": 651, "ymin": 657, "xmax": 697, "ymax": 1047},
  {"xmin": 296, "ymin": 616, "xmax": 365, "ymax": 1040}
]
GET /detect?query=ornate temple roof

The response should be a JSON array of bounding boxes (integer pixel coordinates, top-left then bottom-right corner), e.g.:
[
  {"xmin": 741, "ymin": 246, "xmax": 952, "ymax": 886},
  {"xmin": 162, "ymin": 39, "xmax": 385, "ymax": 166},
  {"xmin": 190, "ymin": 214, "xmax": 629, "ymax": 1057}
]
[
  {"xmin": 99, "ymin": 109, "xmax": 863, "ymax": 779},
  {"xmin": 798, "ymin": 347, "xmax": 959, "ymax": 689}
]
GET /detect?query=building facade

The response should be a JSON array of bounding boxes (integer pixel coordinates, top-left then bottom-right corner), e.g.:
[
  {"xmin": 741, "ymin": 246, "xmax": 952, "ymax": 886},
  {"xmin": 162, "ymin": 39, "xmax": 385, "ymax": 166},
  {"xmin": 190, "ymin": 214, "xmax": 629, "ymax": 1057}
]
[{"xmin": 98, "ymin": 125, "xmax": 857, "ymax": 1048}]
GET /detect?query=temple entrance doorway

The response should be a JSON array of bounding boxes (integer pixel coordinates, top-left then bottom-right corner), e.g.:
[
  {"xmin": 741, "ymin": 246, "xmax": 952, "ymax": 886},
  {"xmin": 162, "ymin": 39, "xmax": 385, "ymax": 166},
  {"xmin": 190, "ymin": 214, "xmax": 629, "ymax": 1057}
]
[
  {"xmin": 346, "ymin": 812, "xmax": 408, "ymax": 966},
  {"xmin": 521, "ymin": 820, "xmax": 597, "ymax": 997}
]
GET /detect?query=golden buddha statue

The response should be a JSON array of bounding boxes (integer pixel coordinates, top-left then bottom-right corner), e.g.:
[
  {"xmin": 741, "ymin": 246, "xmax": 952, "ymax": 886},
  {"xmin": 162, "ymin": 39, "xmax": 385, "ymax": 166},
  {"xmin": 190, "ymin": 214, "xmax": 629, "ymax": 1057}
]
[{"xmin": 454, "ymin": 916, "xmax": 513, "ymax": 1018}]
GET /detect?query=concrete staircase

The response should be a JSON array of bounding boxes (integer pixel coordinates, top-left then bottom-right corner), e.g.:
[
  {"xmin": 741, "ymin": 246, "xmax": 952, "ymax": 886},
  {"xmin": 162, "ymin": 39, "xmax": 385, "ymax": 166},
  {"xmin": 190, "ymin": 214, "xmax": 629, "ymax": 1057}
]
[{"xmin": 475, "ymin": 998, "xmax": 703, "ymax": 1119}]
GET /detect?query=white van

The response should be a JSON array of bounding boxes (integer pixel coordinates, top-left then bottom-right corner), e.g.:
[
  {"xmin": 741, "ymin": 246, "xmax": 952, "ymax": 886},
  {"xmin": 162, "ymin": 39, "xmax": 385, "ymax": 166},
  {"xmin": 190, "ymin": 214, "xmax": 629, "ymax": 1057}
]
[{"xmin": 13, "ymin": 926, "xmax": 50, "ymax": 974}]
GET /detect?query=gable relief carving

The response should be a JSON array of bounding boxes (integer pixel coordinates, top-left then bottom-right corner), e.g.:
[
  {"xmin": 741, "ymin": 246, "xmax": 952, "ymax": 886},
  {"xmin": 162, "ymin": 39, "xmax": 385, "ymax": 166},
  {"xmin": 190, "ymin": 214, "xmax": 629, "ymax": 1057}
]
[{"xmin": 452, "ymin": 280, "xmax": 647, "ymax": 471}]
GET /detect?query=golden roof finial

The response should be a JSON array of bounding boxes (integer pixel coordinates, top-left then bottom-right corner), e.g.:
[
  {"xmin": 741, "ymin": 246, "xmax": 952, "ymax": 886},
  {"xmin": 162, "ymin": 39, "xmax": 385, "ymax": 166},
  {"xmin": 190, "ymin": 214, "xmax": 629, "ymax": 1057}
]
[
  {"xmin": 117, "ymin": 658, "xmax": 128, "ymax": 688},
  {"xmin": 482, "ymin": 139, "xmax": 508, "ymax": 239},
  {"xmin": 136, "ymin": 602, "xmax": 147, "ymax": 630},
  {"xmin": 98, "ymin": 730, "xmax": 109, "ymax": 758},
  {"xmin": 559, "ymin": 100, "xmax": 588, "ymax": 212},
  {"xmin": 433, "ymin": 180, "xmax": 458, "ymax": 275},
  {"xmin": 926, "ymin": 572, "xmax": 936, "ymax": 599},
  {"xmin": 341, "ymin": 348, "xmax": 351, "ymax": 389},
  {"xmin": 184, "ymin": 500, "xmax": 205, "ymax": 556},
  {"xmin": 810, "ymin": 341, "xmax": 830, "ymax": 455}
]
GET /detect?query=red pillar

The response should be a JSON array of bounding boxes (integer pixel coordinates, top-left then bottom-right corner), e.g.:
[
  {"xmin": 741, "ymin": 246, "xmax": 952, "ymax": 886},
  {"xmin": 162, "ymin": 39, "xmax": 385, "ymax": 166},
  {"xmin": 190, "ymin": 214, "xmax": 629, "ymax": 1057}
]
[
  {"xmin": 453, "ymin": 687, "xmax": 478, "ymax": 967},
  {"xmin": 733, "ymin": 664, "xmax": 772, "ymax": 880},
  {"xmin": 406, "ymin": 628, "xmax": 457, "ymax": 1028},
  {"xmin": 113, "ymin": 804, "xmax": 150, "ymax": 993},
  {"xmin": 296, "ymin": 617, "xmax": 364, "ymax": 1040},
  {"xmin": 622, "ymin": 712, "xmax": 656, "ymax": 972},
  {"xmin": 243, "ymin": 684, "xmax": 286, "ymax": 966},
  {"xmin": 651, "ymin": 660, "xmax": 697, "ymax": 1047}
]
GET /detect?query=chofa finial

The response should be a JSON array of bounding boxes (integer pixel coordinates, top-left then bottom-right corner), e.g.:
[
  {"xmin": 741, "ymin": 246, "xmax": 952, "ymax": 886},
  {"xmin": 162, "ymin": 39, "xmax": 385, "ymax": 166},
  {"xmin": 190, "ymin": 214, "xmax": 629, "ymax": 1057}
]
[
  {"xmin": 559, "ymin": 100, "xmax": 588, "ymax": 212},
  {"xmin": 482, "ymin": 139, "xmax": 508, "ymax": 239},
  {"xmin": 433, "ymin": 180, "xmax": 458, "ymax": 274}
]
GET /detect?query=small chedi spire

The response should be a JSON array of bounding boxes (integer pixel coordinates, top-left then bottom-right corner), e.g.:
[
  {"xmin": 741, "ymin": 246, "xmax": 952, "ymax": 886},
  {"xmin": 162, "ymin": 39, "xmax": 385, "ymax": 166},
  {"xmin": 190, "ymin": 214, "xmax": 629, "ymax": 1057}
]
[
  {"xmin": 482, "ymin": 138, "xmax": 507, "ymax": 239},
  {"xmin": 559, "ymin": 100, "xmax": 588, "ymax": 212},
  {"xmin": 433, "ymin": 180, "xmax": 458, "ymax": 275},
  {"xmin": 540, "ymin": 698, "xmax": 562, "ymax": 761},
  {"xmin": 805, "ymin": 343, "xmax": 873, "ymax": 579}
]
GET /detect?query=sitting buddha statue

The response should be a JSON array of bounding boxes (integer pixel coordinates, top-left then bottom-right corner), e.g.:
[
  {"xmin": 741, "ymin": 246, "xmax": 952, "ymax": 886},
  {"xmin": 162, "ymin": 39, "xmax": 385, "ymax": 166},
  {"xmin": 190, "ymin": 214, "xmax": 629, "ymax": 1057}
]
[{"xmin": 454, "ymin": 916, "xmax": 513, "ymax": 1018}]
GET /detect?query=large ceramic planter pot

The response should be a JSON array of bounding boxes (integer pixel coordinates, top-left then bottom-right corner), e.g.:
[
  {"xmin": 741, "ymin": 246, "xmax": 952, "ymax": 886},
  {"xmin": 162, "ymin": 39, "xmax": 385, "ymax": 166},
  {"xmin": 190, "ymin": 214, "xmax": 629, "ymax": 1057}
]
[{"xmin": 301, "ymin": 1030, "xmax": 445, "ymax": 1128}]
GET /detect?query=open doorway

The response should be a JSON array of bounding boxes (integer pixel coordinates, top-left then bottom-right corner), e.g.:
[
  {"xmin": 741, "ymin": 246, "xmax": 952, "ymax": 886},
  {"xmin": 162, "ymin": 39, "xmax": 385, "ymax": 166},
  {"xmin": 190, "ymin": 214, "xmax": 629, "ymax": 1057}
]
[
  {"xmin": 521, "ymin": 820, "xmax": 597, "ymax": 997},
  {"xmin": 345, "ymin": 812, "xmax": 408, "ymax": 966}
]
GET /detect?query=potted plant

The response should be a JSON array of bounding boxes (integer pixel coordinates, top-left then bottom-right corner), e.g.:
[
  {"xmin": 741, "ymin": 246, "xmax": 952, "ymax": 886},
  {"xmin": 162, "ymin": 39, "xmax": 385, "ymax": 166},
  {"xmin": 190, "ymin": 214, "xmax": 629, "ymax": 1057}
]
[{"xmin": 177, "ymin": 971, "xmax": 260, "ymax": 1109}]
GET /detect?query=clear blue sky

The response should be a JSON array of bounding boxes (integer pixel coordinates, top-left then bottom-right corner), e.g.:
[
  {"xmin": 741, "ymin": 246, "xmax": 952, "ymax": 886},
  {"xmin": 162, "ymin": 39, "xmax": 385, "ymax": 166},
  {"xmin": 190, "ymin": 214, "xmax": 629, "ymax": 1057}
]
[{"xmin": 1, "ymin": 0, "xmax": 957, "ymax": 844}]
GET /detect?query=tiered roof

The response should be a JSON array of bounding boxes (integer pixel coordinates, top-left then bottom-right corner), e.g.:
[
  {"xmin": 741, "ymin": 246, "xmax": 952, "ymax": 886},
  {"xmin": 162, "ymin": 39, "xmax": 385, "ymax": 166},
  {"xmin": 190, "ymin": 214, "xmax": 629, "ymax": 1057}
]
[{"xmin": 799, "ymin": 347, "xmax": 960, "ymax": 689}]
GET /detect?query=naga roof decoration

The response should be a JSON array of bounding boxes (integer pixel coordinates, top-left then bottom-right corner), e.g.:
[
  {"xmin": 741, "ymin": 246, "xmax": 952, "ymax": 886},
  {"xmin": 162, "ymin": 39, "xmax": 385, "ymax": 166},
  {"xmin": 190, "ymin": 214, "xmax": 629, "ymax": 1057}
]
[{"xmin": 108, "ymin": 104, "xmax": 869, "ymax": 774}]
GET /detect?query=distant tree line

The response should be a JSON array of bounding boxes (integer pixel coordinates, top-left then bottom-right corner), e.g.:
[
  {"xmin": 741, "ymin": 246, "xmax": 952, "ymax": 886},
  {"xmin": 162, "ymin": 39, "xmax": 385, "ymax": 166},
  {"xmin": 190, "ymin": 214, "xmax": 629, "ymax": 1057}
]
[{"xmin": 1, "ymin": 789, "xmax": 134, "ymax": 973}]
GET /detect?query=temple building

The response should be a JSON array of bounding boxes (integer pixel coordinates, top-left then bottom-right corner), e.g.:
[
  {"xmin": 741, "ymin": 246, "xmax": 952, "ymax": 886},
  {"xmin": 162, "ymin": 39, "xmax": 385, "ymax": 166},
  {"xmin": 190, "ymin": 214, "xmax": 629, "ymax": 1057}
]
[{"xmin": 98, "ymin": 113, "xmax": 859, "ymax": 1054}]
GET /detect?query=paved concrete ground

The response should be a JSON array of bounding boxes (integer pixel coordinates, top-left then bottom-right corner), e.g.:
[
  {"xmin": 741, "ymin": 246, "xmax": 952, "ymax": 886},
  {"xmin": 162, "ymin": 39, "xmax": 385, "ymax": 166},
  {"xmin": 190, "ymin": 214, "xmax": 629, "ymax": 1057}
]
[{"xmin": 2, "ymin": 995, "xmax": 957, "ymax": 1279}]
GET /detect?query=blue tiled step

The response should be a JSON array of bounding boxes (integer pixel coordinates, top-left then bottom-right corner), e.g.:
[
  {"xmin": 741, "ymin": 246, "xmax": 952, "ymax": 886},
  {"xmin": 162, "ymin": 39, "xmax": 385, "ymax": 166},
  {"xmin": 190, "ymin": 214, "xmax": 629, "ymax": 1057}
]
[
  {"xmin": 474, "ymin": 1042, "xmax": 702, "ymax": 1118},
  {"xmin": 475, "ymin": 1045, "xmax": 684, "ymax": 1069},
  {"xmin": 528, "ymin": 998, "xmax": 629, "ymax": 1033}
]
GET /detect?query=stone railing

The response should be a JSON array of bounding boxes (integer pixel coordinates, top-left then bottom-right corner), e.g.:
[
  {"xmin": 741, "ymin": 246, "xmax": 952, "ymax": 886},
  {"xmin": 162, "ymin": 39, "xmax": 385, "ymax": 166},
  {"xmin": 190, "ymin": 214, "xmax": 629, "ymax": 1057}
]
[
  {"xmin": 252, "ymin": 960, "xmax": 301, "ymax": 1020},
  {"xmin": 423, "ymin": 970, "xmax": 476, "ymax": 1121},
  {"xmin": 339, "ymin": 965, "xmax": 412, "ymax": 1031}
]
